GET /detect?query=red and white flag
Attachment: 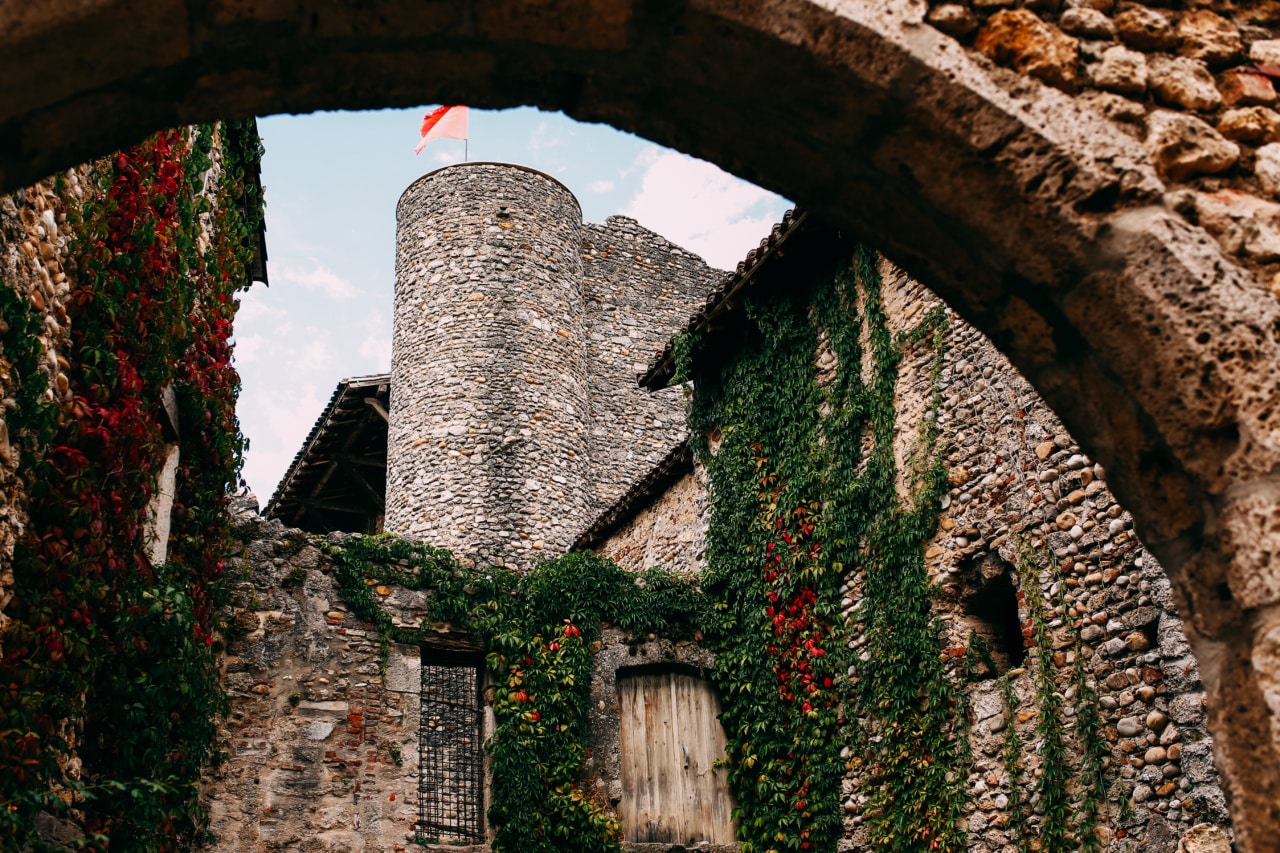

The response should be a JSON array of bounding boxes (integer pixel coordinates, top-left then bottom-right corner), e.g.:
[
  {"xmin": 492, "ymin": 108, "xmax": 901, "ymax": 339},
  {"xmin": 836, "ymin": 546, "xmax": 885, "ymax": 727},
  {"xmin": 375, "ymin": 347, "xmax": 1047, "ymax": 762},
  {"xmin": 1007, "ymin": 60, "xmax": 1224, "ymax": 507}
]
[{"xmin": 414, "ymin": 105, "xmax": 468, "ymax": 154}]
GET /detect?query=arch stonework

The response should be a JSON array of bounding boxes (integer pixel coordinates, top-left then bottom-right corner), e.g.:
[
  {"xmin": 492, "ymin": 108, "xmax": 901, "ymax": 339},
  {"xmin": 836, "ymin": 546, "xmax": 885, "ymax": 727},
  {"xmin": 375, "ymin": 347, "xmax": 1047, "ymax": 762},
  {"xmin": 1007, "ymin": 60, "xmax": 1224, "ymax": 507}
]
[{"xmin": 4, "ymin": 0, "xmax": 1280, "ymax": 846}]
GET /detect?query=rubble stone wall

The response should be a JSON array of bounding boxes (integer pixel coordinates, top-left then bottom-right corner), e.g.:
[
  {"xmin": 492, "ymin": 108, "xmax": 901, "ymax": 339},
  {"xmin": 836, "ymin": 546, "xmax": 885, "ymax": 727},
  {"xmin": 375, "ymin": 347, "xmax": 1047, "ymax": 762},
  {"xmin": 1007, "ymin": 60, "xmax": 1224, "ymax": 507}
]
[
  {"xmin": 205, "ymin": 502, "xmax": 730, "ymax": 853},
  {"xmin": 0, "ymin": 172, "xmax": 87, "ymax": 638},
  {"xmin": 933, "ymin": 0, "xmax": 1280, "ymax": 280},
  {"xmin": 580, "ymin": 217, "xmax": 721, "ymax": 512},
  {"xmin": 594, "ymin": 468, "xmax": 708, "ymax": 575},
  {"xmin": 387, "ymin": 163, "xmax": 592, "ymax": 570},
  {"xmin": 386, "ymin": 164, "xmax": 712, "ymax": 572},
  {"xmin": 205, "ymin": 506, "xmax": 430, "ymax": 853}
]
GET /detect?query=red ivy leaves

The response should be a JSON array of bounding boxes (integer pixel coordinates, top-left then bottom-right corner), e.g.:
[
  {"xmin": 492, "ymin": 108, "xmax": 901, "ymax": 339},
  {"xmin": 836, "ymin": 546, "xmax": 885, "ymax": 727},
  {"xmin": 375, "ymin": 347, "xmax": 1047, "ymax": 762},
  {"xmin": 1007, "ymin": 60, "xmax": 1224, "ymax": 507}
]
[{"xmin": 0, "ymin": 124, "xmax": 254, "ymax": 850}]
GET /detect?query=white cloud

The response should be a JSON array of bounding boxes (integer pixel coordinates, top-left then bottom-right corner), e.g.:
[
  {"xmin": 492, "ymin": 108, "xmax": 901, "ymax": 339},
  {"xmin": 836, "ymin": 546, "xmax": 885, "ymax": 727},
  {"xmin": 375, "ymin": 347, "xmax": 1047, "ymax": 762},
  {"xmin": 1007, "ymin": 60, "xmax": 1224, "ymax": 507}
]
[
  {"xmin": 529, "ymin": 121, "xmax": 561, "ymax": 152},
  {"xmin": 269, "ymin": 261, "xmax": 359, "ymax": 301},
  {"xmin": 621, "ymin": 150, "xmax": 786, "ymax": 269},
  {"xmin": 434, "ymin": 148, "xmax": 464, "ymax": 166},
  {"xmin": 358, "ymin": 310, "xmax": 392, "ymax": 368},
  {"xmin": 239, "ymin": 383, "xmax": 330, "ymax": 499},
  {"xmin": 588, "ymin": 179, "xmax": 615, "ymax": 194},
  {"xmin": 287, "ymin": 337, "xmax": 335, "ymax": 372}
]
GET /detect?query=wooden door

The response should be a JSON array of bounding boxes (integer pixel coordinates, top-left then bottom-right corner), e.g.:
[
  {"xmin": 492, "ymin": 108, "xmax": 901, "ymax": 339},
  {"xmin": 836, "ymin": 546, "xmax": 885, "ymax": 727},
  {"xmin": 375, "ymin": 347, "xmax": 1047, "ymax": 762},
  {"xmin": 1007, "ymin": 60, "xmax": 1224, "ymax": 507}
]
[{"xmin": 617, "ymin": 669, "xmax": 736, "ymax": 844}]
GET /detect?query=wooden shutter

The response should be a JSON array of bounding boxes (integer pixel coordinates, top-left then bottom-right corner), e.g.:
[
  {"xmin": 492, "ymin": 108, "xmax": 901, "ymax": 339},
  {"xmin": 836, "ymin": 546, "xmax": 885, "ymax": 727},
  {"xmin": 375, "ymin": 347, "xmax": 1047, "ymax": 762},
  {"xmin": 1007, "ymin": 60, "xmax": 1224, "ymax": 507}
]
[{"xmin": 617, "ymin": 669, "xmax": 736, "ymax": 844}]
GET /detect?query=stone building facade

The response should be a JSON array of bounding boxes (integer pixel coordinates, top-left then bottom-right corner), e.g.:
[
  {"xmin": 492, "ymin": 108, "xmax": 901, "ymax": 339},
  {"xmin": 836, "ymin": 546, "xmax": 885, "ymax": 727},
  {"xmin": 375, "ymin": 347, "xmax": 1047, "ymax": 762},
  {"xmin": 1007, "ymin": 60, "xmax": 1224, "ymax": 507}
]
[
  {"xmin": 209, "ymin": 168, "xmax": 1235, "ymax": 852},
  {"xmin": 590, "ymin": 242, "xmax": 1234, "ymax": 850}
]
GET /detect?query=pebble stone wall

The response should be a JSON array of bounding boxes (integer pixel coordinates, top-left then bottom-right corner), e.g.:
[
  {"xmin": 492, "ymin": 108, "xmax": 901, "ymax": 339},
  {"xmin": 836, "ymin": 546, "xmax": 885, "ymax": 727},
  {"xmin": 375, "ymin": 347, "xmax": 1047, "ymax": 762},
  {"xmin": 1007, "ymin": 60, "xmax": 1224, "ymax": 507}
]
[
  {"xmin": 594, "ymin": 257, "xmax": 1233, "ymax": 852},
  {"xmin": 386, "ymin": 164, "xmax": 715, "ymax": 572},
  {"xmin": 580, "ymin": 217, "xmax": 721, "ymax": 512},
  {"xmin": 593, "ymin": 468, "xmax": 709, "ymax": 575},
  {"xmin": 387, "ymin": 164, "xmax": 592, "ymax": 570},
  {"xmin": 0, "ymin": 171, "xmax": 90, "ymax": 641},
  {"xmin": 204, "ymin": 500, "xmax": 437, "ymax": 853}
]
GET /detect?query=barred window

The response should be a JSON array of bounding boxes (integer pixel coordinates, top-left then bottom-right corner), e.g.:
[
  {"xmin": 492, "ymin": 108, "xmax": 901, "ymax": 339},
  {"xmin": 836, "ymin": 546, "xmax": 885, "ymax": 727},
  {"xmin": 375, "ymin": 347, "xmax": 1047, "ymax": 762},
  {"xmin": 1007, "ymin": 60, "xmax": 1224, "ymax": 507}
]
[{"xmin": 417, "ymin": 655, "xmax": 484, "ymax": 844}]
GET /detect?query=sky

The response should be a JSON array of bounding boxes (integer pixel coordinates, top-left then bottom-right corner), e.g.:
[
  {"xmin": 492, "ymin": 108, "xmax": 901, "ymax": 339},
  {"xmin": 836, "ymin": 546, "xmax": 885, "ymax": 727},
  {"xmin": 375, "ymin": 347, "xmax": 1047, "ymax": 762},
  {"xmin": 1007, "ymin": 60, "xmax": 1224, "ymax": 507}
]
[{"xmin": 235, "ymin": 106, "xmax": 790, "ymax": 499}]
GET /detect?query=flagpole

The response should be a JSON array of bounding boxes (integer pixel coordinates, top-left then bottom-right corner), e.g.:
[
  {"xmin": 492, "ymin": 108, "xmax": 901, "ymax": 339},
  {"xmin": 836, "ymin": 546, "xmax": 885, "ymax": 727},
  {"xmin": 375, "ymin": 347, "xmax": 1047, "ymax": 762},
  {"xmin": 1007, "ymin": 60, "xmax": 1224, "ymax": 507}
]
[{"xmin": 465, "ymin": 139, "xmax": 469, "ymax": 162}]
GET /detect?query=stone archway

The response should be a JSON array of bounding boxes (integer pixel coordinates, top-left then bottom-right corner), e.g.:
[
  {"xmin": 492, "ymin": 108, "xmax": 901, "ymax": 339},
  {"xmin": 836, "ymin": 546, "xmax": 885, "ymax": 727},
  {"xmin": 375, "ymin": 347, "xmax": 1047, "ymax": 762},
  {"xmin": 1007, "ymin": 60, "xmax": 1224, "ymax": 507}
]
[{"xmin": 5, "ymin": 0, "xmax": 1280, "ymax": 846}]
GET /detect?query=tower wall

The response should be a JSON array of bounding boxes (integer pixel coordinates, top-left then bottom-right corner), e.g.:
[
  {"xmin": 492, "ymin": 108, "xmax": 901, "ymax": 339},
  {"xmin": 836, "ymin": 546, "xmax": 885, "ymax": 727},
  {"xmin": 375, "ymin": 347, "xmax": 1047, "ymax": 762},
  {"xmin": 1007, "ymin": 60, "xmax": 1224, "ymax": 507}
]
[{"xmin": 387, "ymin": 163, "xmax": 590, "ymax": 570}]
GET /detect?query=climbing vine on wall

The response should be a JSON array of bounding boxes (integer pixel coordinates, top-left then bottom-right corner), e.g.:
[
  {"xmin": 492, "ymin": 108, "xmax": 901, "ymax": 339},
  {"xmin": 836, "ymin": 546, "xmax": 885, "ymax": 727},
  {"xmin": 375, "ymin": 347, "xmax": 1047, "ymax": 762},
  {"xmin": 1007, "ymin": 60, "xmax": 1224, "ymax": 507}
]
[
  {"xmin": 0, "ymin": 122, "xmax": 260, "ymax": 851},
  {"xmin": 1005, "ymin": 544, "xmax": 1112, "ymax": 853},
  {"xmin": 326, "ymin": 537, "xmax": 702, "ymax": 853},
  {"xmin": 687, "ymin": 245, "xmax": 965, "ymax": 852}
]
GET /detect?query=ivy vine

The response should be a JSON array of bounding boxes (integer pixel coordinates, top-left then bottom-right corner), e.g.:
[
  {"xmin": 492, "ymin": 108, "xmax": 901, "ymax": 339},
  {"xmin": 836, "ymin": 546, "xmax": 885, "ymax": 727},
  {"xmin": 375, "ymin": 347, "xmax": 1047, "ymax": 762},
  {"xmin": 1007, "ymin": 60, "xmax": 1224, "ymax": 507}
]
[
  {"xmin": 0, "ymin": 122, "xmax": 261, "ymax": 851},
  {"xmin": 1008, "ymin": 544, "xmax": 1112, "ymax": 853},
  {"xmin": 325, "ymin": 537, "xmax": 702, "ymax": 853},
  {"xmin": 684, "ymin": 244, "xmax": 965, "ymax": 852}
]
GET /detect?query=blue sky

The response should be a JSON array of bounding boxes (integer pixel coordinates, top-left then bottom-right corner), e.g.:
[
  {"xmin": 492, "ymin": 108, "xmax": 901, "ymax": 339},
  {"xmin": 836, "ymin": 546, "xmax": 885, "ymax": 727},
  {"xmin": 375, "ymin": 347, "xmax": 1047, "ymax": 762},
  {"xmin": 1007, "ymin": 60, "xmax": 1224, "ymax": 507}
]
[{"xmin": 235, "ymin": 106, "xmax": 789, "ymax": 498}]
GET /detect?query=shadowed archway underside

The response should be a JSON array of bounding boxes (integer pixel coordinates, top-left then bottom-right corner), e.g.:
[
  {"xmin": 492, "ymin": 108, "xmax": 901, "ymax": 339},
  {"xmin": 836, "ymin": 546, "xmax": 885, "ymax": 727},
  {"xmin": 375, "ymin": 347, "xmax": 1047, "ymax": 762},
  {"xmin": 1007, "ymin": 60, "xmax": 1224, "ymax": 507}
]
[{"xmin": 5, "ymin": 0, "xmax": 1280, "ymax": 847}]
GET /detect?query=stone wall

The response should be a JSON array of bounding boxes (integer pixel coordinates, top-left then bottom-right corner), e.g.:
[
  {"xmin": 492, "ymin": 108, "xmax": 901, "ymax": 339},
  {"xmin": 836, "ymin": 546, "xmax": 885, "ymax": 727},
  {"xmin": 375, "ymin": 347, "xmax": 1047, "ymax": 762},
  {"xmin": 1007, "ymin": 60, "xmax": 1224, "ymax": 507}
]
[
  {"xmin": 387, "ymin": 163, "xmax": 593, "ymax": 570},
  {"xmin": 580, "ymin": 217, "xmax": 721, "ymax": 512},
  {"xmin": 0, "ymin": 170, "xmax": 87, "ymax": 638},
  {"xmin": 593, "ymin": 467, "xmax": 708, "ymax": 575},
  {"xmin": 205, "ymin": 502, "xmax": 433, "ymax": 853},
  {"xmin": 934, "ymin": 0, "xmax": 1280, "ymax": 281},
  {"xmin": 899, "ymin": 264, "xmax": 1231, "ymax": 850},
  {"xmin": 206, "ymin": 500, "xmax": 730, "ymax": 852},
  {"xmin": 594, "ymin": 258, "xmax": 1233, "ymax": 851}
]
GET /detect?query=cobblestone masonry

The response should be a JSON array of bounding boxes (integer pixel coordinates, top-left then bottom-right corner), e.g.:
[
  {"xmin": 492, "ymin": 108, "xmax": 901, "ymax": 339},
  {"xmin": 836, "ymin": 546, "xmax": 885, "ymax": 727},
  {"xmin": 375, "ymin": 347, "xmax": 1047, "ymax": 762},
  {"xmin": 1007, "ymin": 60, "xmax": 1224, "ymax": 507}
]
[
  {"xmin": 204, "ymin": 503, "xmax": 431, "ymax": 853},
  {"xmin": 595, "ymin": 258, "xmax": 1233, "ymax": 851},
  {"xmin": 386, "ymin": 164, "xmax": 715, "ymax": 572},
  {"xmin": 387, "ymin": 164, "xmax": 592, "ymax": 570},
  {"xmin": 0, "ymin": 173, "xmax": 89, "ymax": 641},
  {"xmin": 580, "ymin": 217, "xmax": 720, "ymax": 512},
  {"xmin": 595, "ymin": 468, "xmax": 708, "ymax": 576}
]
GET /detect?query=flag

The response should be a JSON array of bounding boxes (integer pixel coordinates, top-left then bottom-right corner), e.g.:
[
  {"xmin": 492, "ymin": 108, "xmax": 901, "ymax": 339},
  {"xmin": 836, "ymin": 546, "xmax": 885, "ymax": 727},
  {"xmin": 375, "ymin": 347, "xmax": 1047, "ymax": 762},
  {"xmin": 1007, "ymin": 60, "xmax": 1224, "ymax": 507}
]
[{"xmin": 414, "ymin": 105, "xmax": 468, "ymax": 154}]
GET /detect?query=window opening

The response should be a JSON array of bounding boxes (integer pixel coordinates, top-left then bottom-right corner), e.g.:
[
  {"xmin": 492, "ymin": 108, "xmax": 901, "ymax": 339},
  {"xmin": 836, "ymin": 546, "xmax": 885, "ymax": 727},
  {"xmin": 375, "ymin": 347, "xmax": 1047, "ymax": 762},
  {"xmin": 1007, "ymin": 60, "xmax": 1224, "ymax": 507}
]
[
  {"xmin": 417, "ymin": 655, "xmax": 484, "ymax": 845},
  {"xmin": 958, "ymin": 557, "xmax": 1025, "ymax": 678}
]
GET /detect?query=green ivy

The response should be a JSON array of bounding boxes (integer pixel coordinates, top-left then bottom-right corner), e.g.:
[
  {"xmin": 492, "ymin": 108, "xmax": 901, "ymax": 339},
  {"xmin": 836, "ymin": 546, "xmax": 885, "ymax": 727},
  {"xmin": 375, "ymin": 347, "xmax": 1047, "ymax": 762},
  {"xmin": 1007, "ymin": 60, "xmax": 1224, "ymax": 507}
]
[
  {"xmin": 686, "ymin": 244, "xmax": 965, "ymax": 852},
  {"xmin": 1012, "ymin": 545, "xmax": 1112, "ymax": 852},
  {"xmin": 0, "ymin": 122, "xmax": 261, "ymax": 851},
  {"xmin": 325, "ymin": 538, "xmax": 702, "ymax": 852}
]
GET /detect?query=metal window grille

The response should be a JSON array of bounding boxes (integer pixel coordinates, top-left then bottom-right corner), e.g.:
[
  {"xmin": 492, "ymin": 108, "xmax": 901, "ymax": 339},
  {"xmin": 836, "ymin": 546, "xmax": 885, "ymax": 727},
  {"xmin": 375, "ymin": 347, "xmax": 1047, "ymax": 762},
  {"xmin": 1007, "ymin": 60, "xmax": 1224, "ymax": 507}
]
[{"xmin": 417, "ymin": 657, "xmax": 484, "ymax": 844}]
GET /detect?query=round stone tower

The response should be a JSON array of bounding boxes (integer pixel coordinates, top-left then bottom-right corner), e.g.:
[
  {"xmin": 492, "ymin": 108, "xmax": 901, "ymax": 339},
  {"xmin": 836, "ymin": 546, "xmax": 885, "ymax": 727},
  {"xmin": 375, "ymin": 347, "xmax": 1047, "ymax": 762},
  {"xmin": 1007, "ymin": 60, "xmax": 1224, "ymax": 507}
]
[{"xmin": 387, "ymin": 163, "xmax": 591, "ymax": 570}]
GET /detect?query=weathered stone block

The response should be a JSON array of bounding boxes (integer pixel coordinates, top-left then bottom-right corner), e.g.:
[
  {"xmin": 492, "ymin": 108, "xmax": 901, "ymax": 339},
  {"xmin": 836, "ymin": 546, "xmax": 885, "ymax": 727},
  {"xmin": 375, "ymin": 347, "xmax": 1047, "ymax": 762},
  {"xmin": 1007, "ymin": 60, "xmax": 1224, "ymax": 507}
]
[
  {"xmin": 1148, "ymin": 55, "xmax": 1221, "ymax": 111},
  {"xmin": 1114, "ymin": 6, "xmax": 1177, "ymax": 51},
  {"xmin": 927, "ymin": 3, "xmax": 978, "ymax": 39},
  {"xmin": 1219, "ymin": 72, "xmax": 1277, "ymax": 108},
  {"xmin": 1175, "ymin": 11, "xmax": 1242, "ymax": 66},
  {"xmin": 975, "ymin": 9, "xmax": 1080, "ymax": 93},
  {"xmin": 1059, "ymin": 7, "xmax": 1113, "ymax": 39},
  {"xmin": 1180, "ymin": 822, "xmax": 1232, "ymax": 853},
  {"xmin": 1256, "ymin": 143, "xmax": 1280, "ymax": 196},
  {"xmin": 1091, "ymin": 45, "xmax": 1148, "ymax": 95},
  {"xmin": 1145, "ymin": 111, "xmax": 1239, "ymax": 181},
  {"xmin": 1217, "ymin": 107, "xmax": 1280, "ymax": 144},
  {"xmin": 1248, "ymin": 39, "xmax": 1280, "ymax": 68}
]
